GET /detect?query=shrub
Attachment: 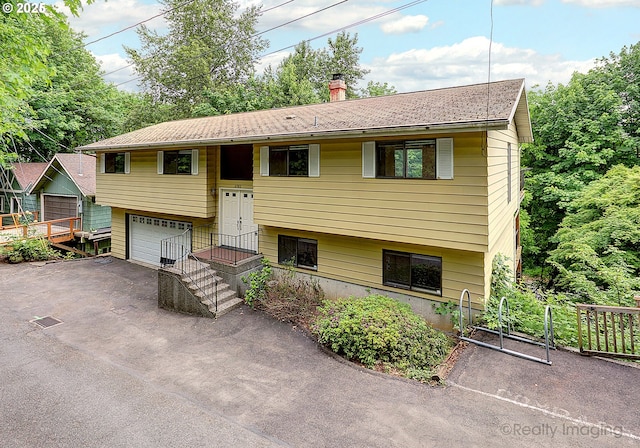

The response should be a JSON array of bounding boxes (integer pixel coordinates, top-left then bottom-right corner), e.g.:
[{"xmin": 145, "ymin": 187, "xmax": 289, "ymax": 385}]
[
  {"xmin": 242, "ymin": 258, "xmax": 272, "ymax": 308},
  {"xmin": 1, "ymin": 237, "xmax": 59, "ymax": 263},
  {"xmin": 242, "ymin": 258, "xmax": 325, "ymax": 326},
  {"xmin": 484, "ymin": 253, "xmax": 578, "ymax": 347},
  {"xmin": 312, "ymin": 294, "xmax": 452, "ymax": 381}
]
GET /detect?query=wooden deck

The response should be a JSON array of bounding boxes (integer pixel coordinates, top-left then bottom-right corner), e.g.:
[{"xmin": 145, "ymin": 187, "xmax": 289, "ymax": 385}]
[{"xmin": 0, "ymin": 217, "xmax": 82, "ymax": 245}]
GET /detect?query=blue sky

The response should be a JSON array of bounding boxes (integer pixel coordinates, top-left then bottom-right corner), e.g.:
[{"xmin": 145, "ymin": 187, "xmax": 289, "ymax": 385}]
[{"xmin": 50, "ymin": 0, "xmax": 640, "ymax": 93}]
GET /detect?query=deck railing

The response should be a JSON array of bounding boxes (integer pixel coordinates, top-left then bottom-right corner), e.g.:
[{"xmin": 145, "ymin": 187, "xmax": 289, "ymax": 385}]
[
  {"xmin": 0, "ymin": 211, "xmax": 40, "ymax": 228},
  {"xmin": 0, "ymin": 216, "xmax": 81, "ymax": 244},
  {"xmin": 577, "ymin": 304, "xmax": 640, "ymax": 360},
  {"xmin": 160, "ymin": 224, "xmax": 258, "ymax": 267}
]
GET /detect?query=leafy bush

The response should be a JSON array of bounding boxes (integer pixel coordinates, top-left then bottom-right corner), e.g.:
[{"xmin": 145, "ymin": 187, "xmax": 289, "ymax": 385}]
[
  {"xmin": 484, "ymin": 253, "xmax": 578, "ymax": 346},
  {"xmin": 312, "ymin": 295, "xmax": 452, "ymax": 381},
  {"xmin": 242, "ymin": 258, "xmax": 324, "ymax": 325},
  {"xmin": 242, "ymin": 258, "xmax": 272, "ymax": 308},
  {"xmin": 1, "ymin": 237, "xmax": 59, "ymax": 263}
]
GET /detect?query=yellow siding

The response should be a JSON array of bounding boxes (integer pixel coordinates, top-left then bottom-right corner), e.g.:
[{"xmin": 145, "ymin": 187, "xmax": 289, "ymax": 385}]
[
  {"xmin": 260, "ymin": 226, "xmax": 486, "ymax": 309},
  {"xmin": 253, "ymin": 134, "xmax": 489, "ymax": 252},
  {"xmin": 485, "ymin": 125, "xmax": 520, "ymax": 293},
  {"xmin": 96, "ymin": 148, "xmax": 215, "ymax": 218},
  {"xmin": 111, "ymin": 208, "xmax": 126, "ymax": 259}
]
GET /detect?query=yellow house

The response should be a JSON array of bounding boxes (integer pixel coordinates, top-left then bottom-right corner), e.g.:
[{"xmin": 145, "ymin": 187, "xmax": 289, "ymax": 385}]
[{"xmin": 79, "ymin": 78, "xmax": 532, "ymax": 322}]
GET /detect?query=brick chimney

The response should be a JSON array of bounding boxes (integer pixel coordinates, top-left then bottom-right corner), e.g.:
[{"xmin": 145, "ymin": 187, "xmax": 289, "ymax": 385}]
[{"xmin": 329, "ymin": 73, "xmax": 346, "ymax": 102}]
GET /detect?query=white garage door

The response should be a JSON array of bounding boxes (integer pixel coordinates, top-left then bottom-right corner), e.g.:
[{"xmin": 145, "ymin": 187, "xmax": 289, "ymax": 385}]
[{"xmin": 129, "ymin": 215, "xmax": 192, "ymax": 266}]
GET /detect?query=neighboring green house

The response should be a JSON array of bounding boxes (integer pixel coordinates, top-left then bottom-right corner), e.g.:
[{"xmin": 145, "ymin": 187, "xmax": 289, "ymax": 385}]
[
  {"xmin": 29, "ymin": 153, "xmax": 112, "ymax": 253},
  {"xmin": 0, "ymin": 162, "xmax": 47, "ymax": 225}
]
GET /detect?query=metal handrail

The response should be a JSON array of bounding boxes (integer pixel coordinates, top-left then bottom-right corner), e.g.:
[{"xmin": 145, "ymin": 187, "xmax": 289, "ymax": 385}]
[
  {"xmin": 181, "ymin": 253, "xmax": 218, "ymax": 314},
  {"xmin": 160, "ymin": 228, "xmax": 218, "ymax": 313}
]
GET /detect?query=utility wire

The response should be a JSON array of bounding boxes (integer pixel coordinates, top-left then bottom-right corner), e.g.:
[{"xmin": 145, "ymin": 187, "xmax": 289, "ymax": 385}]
[
  {"xmin": 115, "ymin": 0, "xmax": 428, "ymax": 89},
  {"xmin": 262, "ymin": 0, "xmax": 296, "ymax": 14},
  {"xmin": 486, "ymin": 0, "xmax": 494, "ymax": 123},
  {"xmin": 261, "ymin": 0, "xmax": 428, "ymax": 59},
  {"xmin": 105, "ymin": 0, "xmax": 349, "ymax": 82},
  {"xmin": 65, "ymin": 0, "xmax": 196, "ymax": 54}
]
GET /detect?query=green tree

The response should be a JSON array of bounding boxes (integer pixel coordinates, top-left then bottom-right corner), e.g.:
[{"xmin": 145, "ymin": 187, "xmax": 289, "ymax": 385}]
[
  {"xmin": 276, "ymin": 32, "xmax": 372, "ymax": 101},
  {"xmin": 0, "ymin": 0, "xmax": 94, "ymax": 162},
  {"xmin": 361, "ymin": 81, "xmax": 397, "ymax": 98},
  {"xmin": 593, "ymin": 42, "xmax": 640, "ymax": 142},
  {"xmin": 522, "ymin": 69, "xmax": 637, "ymax": 270},
  {"xmin": 547, "ymin": 165, "xmax": 640, "ymax": 305},
  {"xmin": 126, "ymin": 0, "xmax": 266, "ymax": 116},
  {"xmin": 19, "ymin": 20, "xmax": 137, "ymax": 161}
]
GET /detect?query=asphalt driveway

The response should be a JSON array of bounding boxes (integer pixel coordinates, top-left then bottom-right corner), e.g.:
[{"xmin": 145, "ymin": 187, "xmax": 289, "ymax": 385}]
[{"xmin": 1, "ymin": 257, "xmax": 638, "ymax": 447}]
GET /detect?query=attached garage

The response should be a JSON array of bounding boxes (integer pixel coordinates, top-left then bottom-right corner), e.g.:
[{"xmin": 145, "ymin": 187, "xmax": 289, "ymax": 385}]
[
  {"xmin": 129, "ymin": 215, "xmax": 192, "ymax": 266},
  {"xmin": 43, "ymin": 194, "xmax": 78, "ymax": 221}
]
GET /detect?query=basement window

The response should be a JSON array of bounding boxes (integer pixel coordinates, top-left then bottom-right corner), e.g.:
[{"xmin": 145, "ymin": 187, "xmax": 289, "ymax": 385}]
[
  {"xmin": 278, "ymin": 235, "xmax": 317, "ymax": 270},
  {"xmin": 383, "ymin": 250, "xmax": 442, "ymax": 296}
]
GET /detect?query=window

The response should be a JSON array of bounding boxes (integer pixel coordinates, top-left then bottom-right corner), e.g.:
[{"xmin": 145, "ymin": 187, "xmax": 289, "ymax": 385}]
[
  {"xmin": 10, "ymin": 197, "xmax": 21, "ymax": 214},
  {"xmin": 100, "ymin": 152, "xmax": 130, "ymax": 174},
  {"xmin": 269, "ymin": 145, "xmax": 308, "ymax": 176},
  {"xmin": 221, "ymin": 145, "xmax": 253, "ymax": 180},
  {"xmin": 376, "ymin": 140, "xmax": 436, "ymax": 179},
  {"xmin": 0, "ymin": 197, "xmax": 4, "ymax": 213},
  {"xmin": 383, "ymin": 250, "xmax": 442, "ymax": 295},
  {"xmin": 260, "ymin": 144, "xmax": 320, "ymax": 177},
  {"xmin": 105, "ymin": 153, "xmax": 126, "ymax": 173},
  {"xmin": 157, "ymin": 150, "xmax": 199, "ymax": 175},
  {"xmin": 362, "ymin": 138, "xmax": 453, "ymax": 179},
  {"xmin": 278, "ymin": 235, "xmax": 317, "ymax": 270}
]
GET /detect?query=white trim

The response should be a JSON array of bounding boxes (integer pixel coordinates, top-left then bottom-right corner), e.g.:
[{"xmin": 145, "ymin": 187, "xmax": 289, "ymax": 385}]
[
  {"xmin": 157, "ymin": 151, "xmax": 164, "ymax": 174},
  {"xmin": 436, "ymin": 138, "xmax": 454, "ymax": 180},
  {"xmin": 124, "ymin": 152, "xmax": 131, "ymax": 174},
  {"xmin": 99, "ymin": 154, "xmax": 106, "ymax": 174},
  {"xmin": 260, "ymin": 146, "xmax": 269, "ymax": 176},
  {"xmin": 362, "ymin": 141, "xmax": 375, "ymax": 178},
  {"xmin": 191, "ymin": 149, "xmax": 199, "ymax": 175},
  {"xmin": 308, "ymin": 144, "xmax": 320, "ymax": 177}
]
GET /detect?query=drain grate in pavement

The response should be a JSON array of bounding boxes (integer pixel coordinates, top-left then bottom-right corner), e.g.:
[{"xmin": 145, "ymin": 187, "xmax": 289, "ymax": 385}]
[{"xmin": 31, "ymin": 316, "xmax": 63, "ymax": 329}]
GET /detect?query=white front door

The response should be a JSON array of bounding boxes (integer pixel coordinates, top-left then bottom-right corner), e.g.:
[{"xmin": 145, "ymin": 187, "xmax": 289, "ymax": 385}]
[{"xmin": 220, "ymin": 189, "xmax": 257, "ymax": 252}]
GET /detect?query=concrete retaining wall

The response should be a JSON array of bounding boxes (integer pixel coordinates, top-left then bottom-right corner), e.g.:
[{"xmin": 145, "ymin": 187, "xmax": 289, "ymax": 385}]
[
  {"xmin": 207, "ymin": 255, "xmax": 263, "ymax": 297},
  {"xmin": 157, "ymin": 269, "xmax": 215, "ymax": 318}
]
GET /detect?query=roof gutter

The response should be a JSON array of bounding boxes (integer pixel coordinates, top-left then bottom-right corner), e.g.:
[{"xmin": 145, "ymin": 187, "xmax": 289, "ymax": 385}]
[{"xmin": 78, "ymin": 120, "xmax": 509, "ymax": 152}]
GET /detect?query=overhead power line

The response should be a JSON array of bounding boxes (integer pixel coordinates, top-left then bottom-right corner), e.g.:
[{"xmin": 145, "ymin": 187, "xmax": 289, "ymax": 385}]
[
  {"xmin": 104, "ymin": 0, "xmax": 349, "ymax": 82},
  {"xmin": 65, "ymin": 0, "xmax": 197, "ymax": 54}
]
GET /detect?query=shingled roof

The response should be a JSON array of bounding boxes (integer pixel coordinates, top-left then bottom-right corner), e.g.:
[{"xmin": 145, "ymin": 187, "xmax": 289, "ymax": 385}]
[
  {"xmin": 80, "ymin": 79, "xmax": 532, "ymax": 151},
  {"xmin": 9, "ymin": 162, "xmax": 48, "ymax": 190},
  {"xmin": 30, "ymin": 153, "xmax": 97, "ymax": 197}
]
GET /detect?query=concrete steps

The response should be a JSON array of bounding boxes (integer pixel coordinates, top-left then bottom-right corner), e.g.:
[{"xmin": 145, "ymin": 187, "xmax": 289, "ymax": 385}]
[{"xmin": 177, "ymin": 259, "xmax": 243, "ymax": 317}]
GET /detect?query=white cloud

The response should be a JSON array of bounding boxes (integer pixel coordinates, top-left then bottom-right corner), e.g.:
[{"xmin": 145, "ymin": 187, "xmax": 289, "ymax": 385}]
[
  {"xmin": 363, "ymin": 36, "xmax": 595, "ymax": 92},
  {"xmin": 562, "ymin": 0, "xmax": 640, "ymax": 6},
  {"xmin": 54, "ymin": 0, "xmax": 164, "ymax": 37},
  {"xmin": 255, "ymin": 50, "xmax": 291, "ymax": 73},
  {"xmin": 380, "ymin": 15, "xmax": 429, "ymax": 35},
  {"xmin": 94, "ymin": 53, "xmax": 139, "ymax": 92}
]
